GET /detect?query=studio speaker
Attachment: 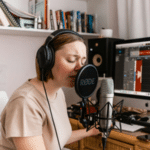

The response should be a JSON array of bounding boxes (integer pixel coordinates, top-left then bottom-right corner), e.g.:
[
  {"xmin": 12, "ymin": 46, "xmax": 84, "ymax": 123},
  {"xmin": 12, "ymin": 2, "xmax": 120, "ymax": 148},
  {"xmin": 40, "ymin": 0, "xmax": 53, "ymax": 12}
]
[{"xmin": 88, "ymin": 38, "xmax": 123, "ymax": 78}]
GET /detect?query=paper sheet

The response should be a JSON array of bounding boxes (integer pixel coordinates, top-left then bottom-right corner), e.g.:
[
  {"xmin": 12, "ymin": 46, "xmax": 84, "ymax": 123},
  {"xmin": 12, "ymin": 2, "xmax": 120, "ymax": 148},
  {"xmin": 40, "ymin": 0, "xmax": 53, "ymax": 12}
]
[{"xmin": 115, "ymin": 121, "xmax": 144, "ymax": 132}]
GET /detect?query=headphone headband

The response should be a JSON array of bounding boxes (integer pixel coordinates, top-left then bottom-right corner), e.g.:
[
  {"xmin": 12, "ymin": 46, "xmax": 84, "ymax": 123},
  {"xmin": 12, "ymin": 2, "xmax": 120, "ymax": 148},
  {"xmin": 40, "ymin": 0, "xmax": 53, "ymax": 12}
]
[{"xmin": 46, "ymin": 29, "xmax": 83, "ymax": 46}]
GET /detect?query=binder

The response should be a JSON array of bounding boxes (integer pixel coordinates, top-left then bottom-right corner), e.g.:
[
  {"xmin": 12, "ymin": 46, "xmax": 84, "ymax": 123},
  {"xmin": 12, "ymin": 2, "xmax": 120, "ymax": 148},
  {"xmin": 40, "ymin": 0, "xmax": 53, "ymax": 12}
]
[{"xmin": 0, "ymin": 0, "xmax": 20, "ymax": 27}]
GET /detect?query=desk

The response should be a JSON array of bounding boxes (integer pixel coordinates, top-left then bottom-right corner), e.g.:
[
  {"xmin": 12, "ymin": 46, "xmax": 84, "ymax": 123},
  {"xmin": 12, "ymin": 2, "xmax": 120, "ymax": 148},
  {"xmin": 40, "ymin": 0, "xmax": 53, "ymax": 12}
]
[{"xmin": 65, "ymin": 118, "xmax": 150, "ymax": 150}]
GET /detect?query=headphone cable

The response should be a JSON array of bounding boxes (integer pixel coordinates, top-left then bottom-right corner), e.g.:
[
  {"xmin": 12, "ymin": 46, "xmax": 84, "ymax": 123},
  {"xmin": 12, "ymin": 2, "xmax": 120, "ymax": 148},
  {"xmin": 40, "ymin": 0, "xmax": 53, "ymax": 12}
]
[{"xmin": 42, "ymin": 70, "xmax": 61, "ymax": 150}]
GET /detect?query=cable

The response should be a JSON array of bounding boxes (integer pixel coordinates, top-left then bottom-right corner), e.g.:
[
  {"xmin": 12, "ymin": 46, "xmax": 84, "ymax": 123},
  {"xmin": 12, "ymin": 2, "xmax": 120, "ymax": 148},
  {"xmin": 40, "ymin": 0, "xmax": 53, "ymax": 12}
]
[{"xmin": 42, "ymin": 70, "xmax": 61, "ymax": 150}]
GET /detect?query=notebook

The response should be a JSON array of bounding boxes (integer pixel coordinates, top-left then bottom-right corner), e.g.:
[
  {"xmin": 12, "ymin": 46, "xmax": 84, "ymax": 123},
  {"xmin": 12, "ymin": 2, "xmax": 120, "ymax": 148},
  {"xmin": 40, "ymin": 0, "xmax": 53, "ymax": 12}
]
[{"xmin": 0, "ymin": 0, "xmax": 20, "ymax": 27}]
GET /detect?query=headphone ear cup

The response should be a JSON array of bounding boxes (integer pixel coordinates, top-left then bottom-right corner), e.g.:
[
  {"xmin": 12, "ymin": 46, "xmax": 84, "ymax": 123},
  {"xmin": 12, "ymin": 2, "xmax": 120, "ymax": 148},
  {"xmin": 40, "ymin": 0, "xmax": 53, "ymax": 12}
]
[
  {"xmin": 47, "ymin": 44, "xmax": 55, "ymax": 70},
  {"xmin": 37, "ymin": 45, "xmax": 55, "ymax": 70}
]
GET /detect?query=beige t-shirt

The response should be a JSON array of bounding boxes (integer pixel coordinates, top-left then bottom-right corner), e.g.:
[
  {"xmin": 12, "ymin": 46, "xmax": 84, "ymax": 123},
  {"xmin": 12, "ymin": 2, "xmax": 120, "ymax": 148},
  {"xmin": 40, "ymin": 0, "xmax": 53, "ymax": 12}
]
[{"xmin": 0, "ymin": 80, "xmax": 72, "ymax": 150}]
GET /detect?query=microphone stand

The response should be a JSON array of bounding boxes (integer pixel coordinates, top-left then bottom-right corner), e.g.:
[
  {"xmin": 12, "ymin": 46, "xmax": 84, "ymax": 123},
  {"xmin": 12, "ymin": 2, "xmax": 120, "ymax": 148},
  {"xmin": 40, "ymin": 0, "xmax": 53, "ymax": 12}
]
[{"xmin": 78, "ymin": 98, "xmax": 124, "ymax": 150}]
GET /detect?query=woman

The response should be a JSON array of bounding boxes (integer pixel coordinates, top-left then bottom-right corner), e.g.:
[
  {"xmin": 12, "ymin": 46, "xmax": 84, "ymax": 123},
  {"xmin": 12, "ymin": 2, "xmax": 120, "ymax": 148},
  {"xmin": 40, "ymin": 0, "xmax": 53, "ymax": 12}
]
[{"xmin": 0, "ymin": 29, "xmax": 100, "ymax": 150}]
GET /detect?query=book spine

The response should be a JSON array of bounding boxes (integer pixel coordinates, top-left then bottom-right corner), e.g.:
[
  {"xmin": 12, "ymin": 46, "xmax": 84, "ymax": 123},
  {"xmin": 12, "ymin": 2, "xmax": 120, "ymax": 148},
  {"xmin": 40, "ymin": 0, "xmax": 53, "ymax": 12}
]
[
  {"xmin": 47, "ymin": 0, "xmax": 50, "ymax": 29},
  {"xmin": 0, "ymin": 0, "xmax": 20, "ymax": 27},
  {"xmin": 66, "ymin": 11, "xmax": 71, "ymax": 30},
  {"xmin": 60, "ymin": 10, "xmax": 65, "ymax": 29},
  {"xmin": 58, "ymin": 10, "xmax": 63, "ymax": 29},
  {"xmin": 52, "ymin": 9, "xmax": 57, "ymax": 30},
  {"xmin": 81, "ymin": 13, "xmax": 85, "ymax": 32},
  {"xmin": 63, "ymin": 11, "xmax": 67, "ymax": 29},
  {"xmin": 50, "ymin": 9, "xmax": 54, "ymax": 30},
  {"xmin": 44, "ymin": 0, "xmax": 47, "ymax": 29},
  {"xmin": 70, "ymin": 10, "xmax": 75, "ymax": 31},
  {"xmin": 87, "ymin": 14, "xmax": 94, "ymax": 33},
  {"xmin": 0, "ymin": 7, "xmax": 10, "ymax": 26},
  {"xmin": 93, "ymin": 13, "xmax": 97, "ymax": 33},
  {"xmin": 77, "ymin": 11, "xmax": 81, "ymax": 32},
  {"xmin": 73, "ymin": 10, "xmax": 77, "ymax": 32},
  {"xmin": 55, "ymin": 10, "xmax": 60, "ymax": 29}
]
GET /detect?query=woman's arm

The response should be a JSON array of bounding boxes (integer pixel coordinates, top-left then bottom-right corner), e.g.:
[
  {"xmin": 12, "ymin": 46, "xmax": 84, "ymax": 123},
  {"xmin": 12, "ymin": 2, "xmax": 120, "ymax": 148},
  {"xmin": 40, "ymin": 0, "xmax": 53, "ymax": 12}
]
[
  {"xmin": 13, "ymin": 135, "xmax": 46, "ymax": 150},
  {"xmin": 66, "ymin": 127, "xmax": 101, "ymax": 145}
]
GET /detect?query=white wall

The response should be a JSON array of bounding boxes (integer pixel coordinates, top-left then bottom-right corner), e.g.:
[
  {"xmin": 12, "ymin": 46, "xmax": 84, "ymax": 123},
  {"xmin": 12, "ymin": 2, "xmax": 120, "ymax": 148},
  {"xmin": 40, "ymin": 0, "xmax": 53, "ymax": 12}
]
[
  {"xmin": 50, "ymin": 0, "xmax": 87, "ymax": 12},
  {"xmin": 0, "ymin": 35, "xmax": 45, "ymax": 97},
  {"xmin": 87, "ymin": 0, "xmax": 119, "ymax": 38}
]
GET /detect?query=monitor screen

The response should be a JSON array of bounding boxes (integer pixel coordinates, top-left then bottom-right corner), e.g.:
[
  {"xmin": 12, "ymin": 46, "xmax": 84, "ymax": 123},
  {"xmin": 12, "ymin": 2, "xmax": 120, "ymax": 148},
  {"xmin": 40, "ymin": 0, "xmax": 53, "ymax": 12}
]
[{"xmin": 114, "ymin": 38, "xmax": 150, "ymax": 100}]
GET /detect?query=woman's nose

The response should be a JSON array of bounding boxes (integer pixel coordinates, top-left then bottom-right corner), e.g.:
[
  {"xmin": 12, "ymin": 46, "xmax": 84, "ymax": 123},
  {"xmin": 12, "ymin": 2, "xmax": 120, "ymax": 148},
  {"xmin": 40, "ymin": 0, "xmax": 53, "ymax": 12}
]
[{"xmin": 75, "ymin": 61, "xmax": 83, "ymax": 71}]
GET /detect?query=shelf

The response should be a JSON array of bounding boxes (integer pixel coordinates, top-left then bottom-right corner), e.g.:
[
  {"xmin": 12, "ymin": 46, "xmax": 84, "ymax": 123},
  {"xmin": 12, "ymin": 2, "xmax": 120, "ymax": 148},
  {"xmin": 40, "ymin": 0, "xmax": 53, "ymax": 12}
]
[{"xmin": 0, "ymin": 26, "xmax": 100, "ymax": 38}]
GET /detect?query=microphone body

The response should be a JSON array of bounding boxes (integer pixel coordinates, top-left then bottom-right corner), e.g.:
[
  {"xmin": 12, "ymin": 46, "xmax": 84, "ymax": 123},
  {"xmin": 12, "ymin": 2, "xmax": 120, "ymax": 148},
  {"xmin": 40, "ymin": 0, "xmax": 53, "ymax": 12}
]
[
  {"xmin": 98, "ymin": 78, "xmax": 114, "ymax": 150},
  {"xmin": 99, "ymin": 78, "xmax": 114, "ymax": 130}
]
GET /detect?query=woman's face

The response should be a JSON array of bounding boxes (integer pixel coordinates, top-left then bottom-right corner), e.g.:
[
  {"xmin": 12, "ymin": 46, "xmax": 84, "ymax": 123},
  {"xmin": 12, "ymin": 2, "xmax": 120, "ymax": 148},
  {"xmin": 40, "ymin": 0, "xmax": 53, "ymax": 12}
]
[{"xmin": 51, "ymin": 41, "xmax": 87, "ymax": 87}]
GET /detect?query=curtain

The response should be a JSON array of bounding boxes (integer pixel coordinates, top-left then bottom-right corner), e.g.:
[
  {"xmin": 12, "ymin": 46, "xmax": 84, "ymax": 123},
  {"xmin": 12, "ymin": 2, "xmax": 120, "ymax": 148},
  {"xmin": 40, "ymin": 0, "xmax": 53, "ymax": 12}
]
[{"xmin": 117, "ymin": 0, "xmax": 150, "ymax": 39}]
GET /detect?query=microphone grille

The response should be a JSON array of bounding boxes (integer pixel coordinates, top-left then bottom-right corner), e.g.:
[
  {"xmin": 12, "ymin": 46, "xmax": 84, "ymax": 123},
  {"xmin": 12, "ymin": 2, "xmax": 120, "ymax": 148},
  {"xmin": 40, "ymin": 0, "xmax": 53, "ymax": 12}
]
[{"xmin": 101, "ymin": 78, "xmax": 114, "ymax": 94}]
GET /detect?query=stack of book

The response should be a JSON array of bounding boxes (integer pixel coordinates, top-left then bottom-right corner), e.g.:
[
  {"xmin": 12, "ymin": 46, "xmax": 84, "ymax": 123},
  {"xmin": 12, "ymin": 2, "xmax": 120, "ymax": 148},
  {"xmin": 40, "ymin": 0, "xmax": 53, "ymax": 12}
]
[
  {"xmin": 0, "ymin": 0, "xmax": 37, "ymax": 29},
  {"xmin": 50, "ymin": 10, "xmax": 97, "ymax": 33},
  {"xmin": 28, "ymin": 0, "xmax": 97, "ymax": 33}
]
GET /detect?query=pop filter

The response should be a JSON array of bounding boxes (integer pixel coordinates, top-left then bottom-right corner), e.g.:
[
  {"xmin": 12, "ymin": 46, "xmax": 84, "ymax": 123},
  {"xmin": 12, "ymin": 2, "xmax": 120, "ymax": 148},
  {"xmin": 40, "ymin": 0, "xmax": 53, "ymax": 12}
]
[{"xmin": 75, "ymin": 64, "xmax": 99, "ymax": 99}]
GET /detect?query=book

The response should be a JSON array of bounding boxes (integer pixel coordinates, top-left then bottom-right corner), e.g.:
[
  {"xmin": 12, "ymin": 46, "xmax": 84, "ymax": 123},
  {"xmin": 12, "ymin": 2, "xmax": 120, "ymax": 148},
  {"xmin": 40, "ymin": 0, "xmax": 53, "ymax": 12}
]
[
  {"xmin": 55, "ymin": 10, "xmax": 60, "ymax": 29},
  {"xmin": 63, "ymin": 11, "xmax": 67, "ymax": 29},
  {"xmin": 0, "ymin": 0, "xmax": 20, "ymax": 27},
  {"xmin": 52, "ymin": 9, "xmax": 57, "ymax": 30},
  {"xmin": 87, "ymin": 14, "xmax": 94, "ymax": 33},
  {"xmin": 60, "ymin": 10, "xmax": 65, "ymax": 29},
  {"xmin": 35, "ymin": 0, "xmax": 47, "ymax": 29},
  {"xmin": 19, "ymin": 18, "xmax": 34, "ymax": 28},
  {"xmin": 50, "ymin": 9, "xmax": 54, "ymax": 30},
  {"xmin": 0, "ymin": 7, "xmax": 10, "ymax": 26},
  {"xmin": 93, "ymin": 14, "xmax": 97, "ymax": 33},
  {"xmin": 81, "ymin": 12, "xmax": 87, "ymax": 32},
  {"xmin": 70, "ymin": 10, "xmax": 74, "ymax": 31},
  {"xmin": 44, "ymin": 0, "xmax": 47, "ymax": 29},
  {"xmin": 77, "ymin": 11, "xmax": 81, "ymax": 32},
  {"xmin": 66, "ymin": 11, "xmax": 71, "ymax": 30},
  {"xmin": 47, "ymin": 0, "xmax": 50, "ymax": 29}
]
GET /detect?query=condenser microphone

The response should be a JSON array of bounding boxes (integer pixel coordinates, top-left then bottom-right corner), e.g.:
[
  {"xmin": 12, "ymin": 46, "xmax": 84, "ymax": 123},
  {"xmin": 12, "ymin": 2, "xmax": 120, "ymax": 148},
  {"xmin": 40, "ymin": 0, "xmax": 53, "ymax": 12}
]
[{"xmin": 98, "ymin": 78, "xmax": 114, "ymax": 150}]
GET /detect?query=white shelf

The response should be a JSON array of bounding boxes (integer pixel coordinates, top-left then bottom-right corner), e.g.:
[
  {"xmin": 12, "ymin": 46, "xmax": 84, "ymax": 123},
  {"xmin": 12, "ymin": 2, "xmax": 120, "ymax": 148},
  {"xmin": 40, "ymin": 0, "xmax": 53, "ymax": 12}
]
[{"xmin": 0, "ymin": 26, "xmax": 100, "ymax": 38}]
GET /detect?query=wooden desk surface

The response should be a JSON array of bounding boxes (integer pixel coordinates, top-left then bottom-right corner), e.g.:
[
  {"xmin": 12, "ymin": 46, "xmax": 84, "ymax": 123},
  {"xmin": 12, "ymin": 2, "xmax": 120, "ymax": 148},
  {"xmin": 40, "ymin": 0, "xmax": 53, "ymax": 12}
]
[{"xmin": 70, "ymin": 118, "xmax": 150, "ymax": 149}]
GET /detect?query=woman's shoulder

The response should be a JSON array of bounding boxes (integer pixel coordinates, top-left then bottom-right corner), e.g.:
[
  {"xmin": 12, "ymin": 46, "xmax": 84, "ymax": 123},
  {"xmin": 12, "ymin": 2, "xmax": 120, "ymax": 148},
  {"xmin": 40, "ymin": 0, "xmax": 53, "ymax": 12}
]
[{"xmin": 10, "ymin": 80, "xmax": 35, "ymax": 100}]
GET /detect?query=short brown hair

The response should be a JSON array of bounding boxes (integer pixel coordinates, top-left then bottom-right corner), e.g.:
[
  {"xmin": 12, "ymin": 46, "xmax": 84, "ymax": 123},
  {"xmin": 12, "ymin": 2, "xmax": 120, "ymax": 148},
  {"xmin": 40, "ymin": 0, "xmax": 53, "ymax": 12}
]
[{"xmin": 36, "ymin": 33, "xmax": 85, "ymax": 82}]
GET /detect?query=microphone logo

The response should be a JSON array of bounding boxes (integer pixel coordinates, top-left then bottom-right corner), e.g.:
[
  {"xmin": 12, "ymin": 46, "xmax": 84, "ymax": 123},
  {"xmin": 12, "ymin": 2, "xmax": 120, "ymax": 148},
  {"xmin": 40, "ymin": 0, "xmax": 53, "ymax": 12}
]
[{"xmin": 80, "ymin": 78, "xmax": 95, "ymax": 86}]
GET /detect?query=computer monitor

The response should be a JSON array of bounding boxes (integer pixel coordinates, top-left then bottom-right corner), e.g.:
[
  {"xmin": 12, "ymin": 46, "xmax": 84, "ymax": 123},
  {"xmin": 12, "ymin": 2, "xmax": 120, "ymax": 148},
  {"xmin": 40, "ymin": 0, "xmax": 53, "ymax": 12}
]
[{"xmin": 113, "ymin": 37, "xmax": 150, "ymax": 110}]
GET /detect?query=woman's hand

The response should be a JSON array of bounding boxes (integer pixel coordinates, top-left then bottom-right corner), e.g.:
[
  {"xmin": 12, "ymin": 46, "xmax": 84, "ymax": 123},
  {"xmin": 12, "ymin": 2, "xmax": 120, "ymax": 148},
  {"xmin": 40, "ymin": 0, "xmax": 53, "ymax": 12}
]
[{"xmin": 88, "ymin": 126, "xmax": 101, "ymax": 137}]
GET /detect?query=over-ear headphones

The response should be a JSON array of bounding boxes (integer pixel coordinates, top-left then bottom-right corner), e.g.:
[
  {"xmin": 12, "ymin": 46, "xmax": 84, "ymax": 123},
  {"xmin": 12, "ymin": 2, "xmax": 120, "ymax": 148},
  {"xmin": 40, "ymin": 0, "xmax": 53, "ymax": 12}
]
[{"xmin": 36, "ymin": 29, "xmax": 83, "ymax": 72}]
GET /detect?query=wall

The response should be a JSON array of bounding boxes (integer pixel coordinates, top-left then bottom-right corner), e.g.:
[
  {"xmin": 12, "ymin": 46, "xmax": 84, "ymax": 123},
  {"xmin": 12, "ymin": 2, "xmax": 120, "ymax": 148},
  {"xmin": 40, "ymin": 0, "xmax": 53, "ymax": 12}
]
[
  {"xmin": 0, "ymin": 35, "xmax": 45, "ymax": 97},
  {"xmin": 87, "ymin": 0, "xmax": 119, "ymax": 38}
]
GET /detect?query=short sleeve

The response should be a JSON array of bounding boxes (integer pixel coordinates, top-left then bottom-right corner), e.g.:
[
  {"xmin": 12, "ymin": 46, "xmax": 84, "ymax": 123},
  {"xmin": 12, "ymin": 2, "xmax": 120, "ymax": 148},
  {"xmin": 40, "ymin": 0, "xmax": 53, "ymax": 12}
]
[{"xmin": 5, "ymin": 96, "xmax": 43, "ymax": 138}]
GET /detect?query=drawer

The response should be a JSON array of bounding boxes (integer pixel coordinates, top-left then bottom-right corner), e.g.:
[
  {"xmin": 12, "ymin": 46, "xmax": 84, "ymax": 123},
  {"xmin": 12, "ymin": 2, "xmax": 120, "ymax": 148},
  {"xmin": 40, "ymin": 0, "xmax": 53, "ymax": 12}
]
[
  {"xmin": 84, "ymin": 136, "xmax": 134, "ymax": 150},
  {"xmin": 105, "ymin": 138, "xmax": 134, "ymax": 150}
]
